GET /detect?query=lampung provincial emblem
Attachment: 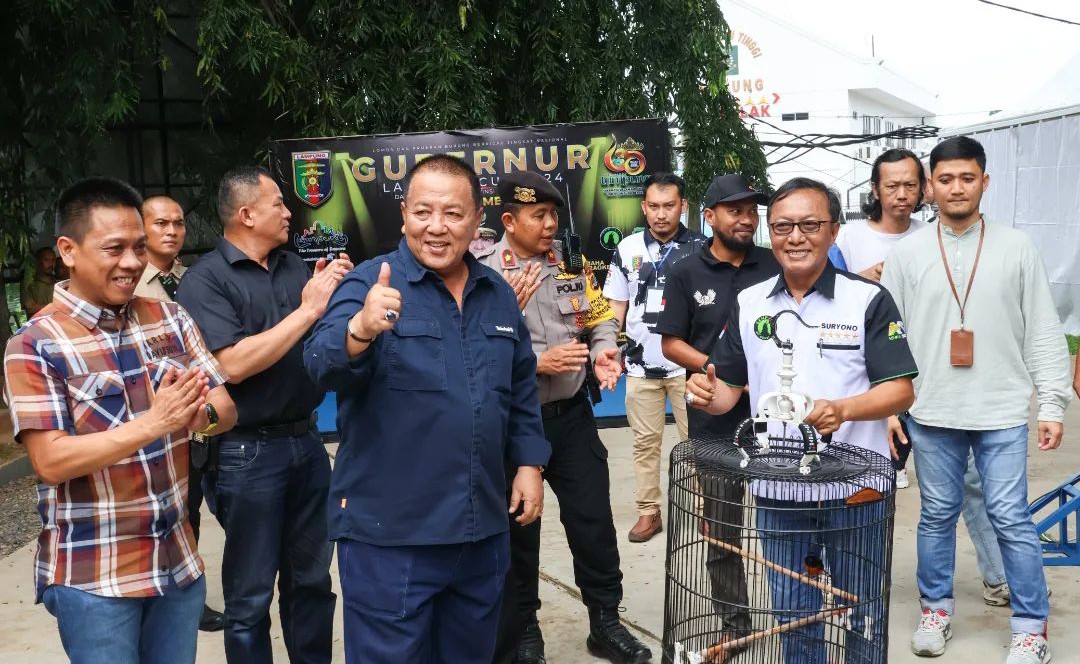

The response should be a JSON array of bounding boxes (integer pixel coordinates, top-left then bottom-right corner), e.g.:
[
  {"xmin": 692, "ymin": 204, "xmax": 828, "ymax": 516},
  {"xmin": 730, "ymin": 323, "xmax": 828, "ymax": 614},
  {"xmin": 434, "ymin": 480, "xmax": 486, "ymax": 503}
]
[{"xmin": 292, "ymin": 150, "xmax": 334, "ymax": 208}]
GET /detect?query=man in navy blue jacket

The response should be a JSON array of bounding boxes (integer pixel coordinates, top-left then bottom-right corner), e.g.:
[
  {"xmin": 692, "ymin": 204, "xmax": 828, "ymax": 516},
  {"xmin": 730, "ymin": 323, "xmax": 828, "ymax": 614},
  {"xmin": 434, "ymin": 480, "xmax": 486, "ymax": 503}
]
[{"xmin": 304, "ymin": 155, "xmax": 550, "ymax": 664}]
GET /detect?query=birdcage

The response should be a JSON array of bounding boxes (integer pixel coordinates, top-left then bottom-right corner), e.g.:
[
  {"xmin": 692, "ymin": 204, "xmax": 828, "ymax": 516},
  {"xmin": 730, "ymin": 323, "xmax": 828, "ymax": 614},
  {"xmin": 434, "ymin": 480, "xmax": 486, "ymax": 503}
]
[{"xmin": 662, "ymin": 435, "xmax": 896, "ymax": 664}]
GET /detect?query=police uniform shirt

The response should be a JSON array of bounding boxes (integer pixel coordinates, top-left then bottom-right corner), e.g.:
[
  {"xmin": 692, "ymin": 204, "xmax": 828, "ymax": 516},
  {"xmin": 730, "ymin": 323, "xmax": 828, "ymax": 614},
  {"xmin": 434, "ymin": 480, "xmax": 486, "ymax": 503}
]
[
  {"xmin": 603, "ymin": 225, "xmax": 705, "ymax": 379},
  {"xmin": 655, "ymin": 243, "xmax": 780, "ymax": 436},
  {"xmin": 175, "ymin": 238, "xmax": 324, "ymax": 427},
  {"xmin": 476, "ymin": 236, "xmax": 618, "ymax": 405},
  {"xmin": 710, "ymin": 262, "xmax": 918, "ymax": 461},
  {"xmin": 135, "ymin": 260, "xmax": 186, "ymax": 301}
]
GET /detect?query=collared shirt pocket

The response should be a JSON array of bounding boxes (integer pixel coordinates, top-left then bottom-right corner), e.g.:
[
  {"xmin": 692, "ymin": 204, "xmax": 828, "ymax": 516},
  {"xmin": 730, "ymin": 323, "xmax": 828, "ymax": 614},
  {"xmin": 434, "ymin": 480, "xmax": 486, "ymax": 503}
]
[
  {"xmin": 481, "ymin": 321, "xmax": 519, "ymax": 394},
  {"xmin": 555, "ymin": 292, "xmax": 591, "ymax": 316},
  {"xmin": 387, "ymin": 316, "xmax": 447, "ymax": 391},
  {"xmin": 65, "ymin": 370, "xmax": 129, "ymax": 434},
  {"xmin": 146, "ymin": 352, "xmax": 193, "ymax": 389}
]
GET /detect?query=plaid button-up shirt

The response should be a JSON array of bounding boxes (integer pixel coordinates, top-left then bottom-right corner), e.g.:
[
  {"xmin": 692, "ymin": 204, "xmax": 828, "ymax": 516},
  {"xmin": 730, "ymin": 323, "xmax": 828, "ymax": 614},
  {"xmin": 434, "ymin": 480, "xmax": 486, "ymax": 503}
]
[{"xmin": 3, "ymin": 282, "xmax": 227, "ymax": 600}]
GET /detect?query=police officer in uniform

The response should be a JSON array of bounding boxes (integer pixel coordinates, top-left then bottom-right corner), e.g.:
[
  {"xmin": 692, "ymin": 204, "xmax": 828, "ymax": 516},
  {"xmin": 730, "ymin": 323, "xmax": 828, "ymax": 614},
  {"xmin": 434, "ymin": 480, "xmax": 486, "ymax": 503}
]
[{"xmin": 476, "ymin": 171, "xmax": 652, "ymax": 664}]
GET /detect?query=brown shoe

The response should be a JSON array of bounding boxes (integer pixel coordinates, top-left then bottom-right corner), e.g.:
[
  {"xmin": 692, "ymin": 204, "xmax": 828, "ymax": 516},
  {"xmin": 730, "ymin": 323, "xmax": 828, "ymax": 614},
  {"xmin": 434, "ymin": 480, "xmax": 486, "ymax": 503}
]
[{"xmin": 627, "ymin": 513, "xmax": 662, "ymax": 543}]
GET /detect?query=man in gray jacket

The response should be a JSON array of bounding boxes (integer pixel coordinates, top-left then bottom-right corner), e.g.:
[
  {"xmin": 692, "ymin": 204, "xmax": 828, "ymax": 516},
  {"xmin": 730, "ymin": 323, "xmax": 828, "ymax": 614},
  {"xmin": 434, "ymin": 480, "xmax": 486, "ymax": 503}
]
[{"xmin": 882, "ymin": 136, "xmax": 1070, "ymax": 664}]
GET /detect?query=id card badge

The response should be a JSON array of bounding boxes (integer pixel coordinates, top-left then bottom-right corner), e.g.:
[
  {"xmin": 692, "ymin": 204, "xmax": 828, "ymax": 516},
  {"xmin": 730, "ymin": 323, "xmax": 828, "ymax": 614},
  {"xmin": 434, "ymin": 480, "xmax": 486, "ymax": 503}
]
[
  {"xmin": 645, "ymin": 288, "xmax": 665, "ymax": 314},
  {"xmin": 950, "ymin": 328, "xmax": 974, "ymax": 367}
]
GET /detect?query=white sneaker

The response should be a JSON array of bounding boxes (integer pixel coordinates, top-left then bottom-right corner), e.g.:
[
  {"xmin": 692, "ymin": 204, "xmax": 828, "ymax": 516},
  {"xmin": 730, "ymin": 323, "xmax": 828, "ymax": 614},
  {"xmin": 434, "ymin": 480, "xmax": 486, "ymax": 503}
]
[
  {"xmin": 896, "ymin": 469, "xmax": 911, "ymax": 489},
  {"xmin": 984, "ymin": 581, "xmax": 1011, "ymax": 606},
  {"xmin": 983, "ymin": 581, "xmax": 1052, "ymax": 607},
  {"xmin": 1006, "ymin": 632, "xmax": 1052, "ymax": 663},
  {"xmin": 911, "ymin": 608, "xmax": 952, "ymax": 657}
]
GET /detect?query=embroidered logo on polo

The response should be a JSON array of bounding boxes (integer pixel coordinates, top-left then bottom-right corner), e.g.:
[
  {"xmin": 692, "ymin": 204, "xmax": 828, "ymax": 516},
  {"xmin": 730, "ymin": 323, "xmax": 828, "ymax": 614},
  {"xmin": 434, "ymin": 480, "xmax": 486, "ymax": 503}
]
[
  {"xmin": 693, "ymin": 289, "xmax": 716, "ymax": 306},
  {"xmin": 888, "ymin": 321, "xmax": 906, "ymax": 341},
  {"xmin": 754, "ymin": 315, "xmax": 775, "ymax": 341}
]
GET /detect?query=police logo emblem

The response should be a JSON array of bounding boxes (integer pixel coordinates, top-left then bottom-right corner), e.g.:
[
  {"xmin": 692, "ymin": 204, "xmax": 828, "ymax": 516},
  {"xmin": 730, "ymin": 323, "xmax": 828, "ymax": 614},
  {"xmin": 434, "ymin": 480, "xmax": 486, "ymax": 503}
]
[
  {"xmin": 754, "ymin": 315, "xmax": 775, "ymax": 341},
  {"xmin": 570, "ymin": 296, "xmax": 582, "ymax": 312},
  {"xmin": 292, "ymin": 150, "xmax": 333, "ymax": 208},
  {"xmin": 514, "ymin": 186, "xmax": 537, "ymax": 203}
]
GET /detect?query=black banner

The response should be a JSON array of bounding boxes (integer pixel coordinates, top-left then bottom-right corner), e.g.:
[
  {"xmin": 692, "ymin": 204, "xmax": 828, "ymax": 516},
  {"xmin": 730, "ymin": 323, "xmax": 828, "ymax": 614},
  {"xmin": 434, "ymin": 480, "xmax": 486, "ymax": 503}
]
[{"xmin": 269, "ymin": 119, "xmax": 671, "ymax": 276}]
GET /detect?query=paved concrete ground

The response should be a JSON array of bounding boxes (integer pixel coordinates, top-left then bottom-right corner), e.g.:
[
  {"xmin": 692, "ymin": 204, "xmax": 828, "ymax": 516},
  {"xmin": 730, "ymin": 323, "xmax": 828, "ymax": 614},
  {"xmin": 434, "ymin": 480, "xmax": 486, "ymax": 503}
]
[{"xmin": 2, "ymin": 403, "xmax": 1079, "ymax": 663}]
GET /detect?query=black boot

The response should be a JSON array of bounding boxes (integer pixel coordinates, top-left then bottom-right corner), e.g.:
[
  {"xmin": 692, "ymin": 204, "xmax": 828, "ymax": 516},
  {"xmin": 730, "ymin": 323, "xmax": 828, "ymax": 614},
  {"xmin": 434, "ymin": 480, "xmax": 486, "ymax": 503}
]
[
  {"xmin": 586, "ymin": 606, "xmax": 652, "ymax": 663},
  {"xmin": 198, "ymin": 604, "xmax": 226, "ymax": 632},
  {"xmin": 513, "ymin": 614, "xmax": 546, "ymax": 663}
]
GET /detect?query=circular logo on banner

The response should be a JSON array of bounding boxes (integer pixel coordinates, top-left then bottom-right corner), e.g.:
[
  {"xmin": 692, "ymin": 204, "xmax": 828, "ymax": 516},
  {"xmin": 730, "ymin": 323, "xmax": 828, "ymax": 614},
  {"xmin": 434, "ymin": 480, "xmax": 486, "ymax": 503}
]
[
  {"xmin": 600, "ymin": 227, "xmax": 624, "ymax": 250},
  {"xmin": 754, "ymin": 315, "xmax": 775, "ymax": 341}
]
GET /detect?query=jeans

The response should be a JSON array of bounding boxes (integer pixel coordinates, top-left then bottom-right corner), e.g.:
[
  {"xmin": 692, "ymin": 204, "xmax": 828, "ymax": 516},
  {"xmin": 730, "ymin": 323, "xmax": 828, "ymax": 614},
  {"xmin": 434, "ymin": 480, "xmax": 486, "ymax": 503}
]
[
  {"xmin": 210, "ymin": 429, "xmax": 336, "ymax": 663},
  {"xmin": 962, "ymin": 451, "xmax": 1008, "ymax": 586},
  {"xmin": 756, "ymin": 497, "xmax": 889, "ymax": 664},
  {"xmin": 909, "ymin": 420, "xmax": 1049, "ymax": 634},
  {"xmin": 42, "ymin": 575, "xmax": 205, "ymax": 664},
  {"xmin": 339, "ymin": 534, "xmax": 508, "ymax": 663}
]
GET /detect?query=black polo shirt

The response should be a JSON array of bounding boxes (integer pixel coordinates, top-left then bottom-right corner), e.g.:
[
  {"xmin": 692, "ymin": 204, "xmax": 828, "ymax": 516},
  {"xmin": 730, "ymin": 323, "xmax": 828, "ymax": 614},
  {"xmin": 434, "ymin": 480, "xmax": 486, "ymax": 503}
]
[
  {"xmin": 175, "ymin": 238, "xmax": 324, "ymax": 427},
  {"xmin": 655, "ymin": 242, "xmax": 780, "ymax": 438}
]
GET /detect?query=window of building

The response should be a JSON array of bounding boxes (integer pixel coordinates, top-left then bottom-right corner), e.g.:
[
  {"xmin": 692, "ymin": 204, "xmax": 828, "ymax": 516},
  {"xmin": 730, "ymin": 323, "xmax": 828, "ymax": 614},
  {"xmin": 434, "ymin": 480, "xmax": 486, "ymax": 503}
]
[{"xmin": 781, "ymin": 112, "xmax": 809, "ymax": 121}]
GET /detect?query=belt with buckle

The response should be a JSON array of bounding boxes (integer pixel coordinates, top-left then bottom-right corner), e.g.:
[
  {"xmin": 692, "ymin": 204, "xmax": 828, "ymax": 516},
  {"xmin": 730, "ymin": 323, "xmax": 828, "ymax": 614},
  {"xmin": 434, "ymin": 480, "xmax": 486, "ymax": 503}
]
[
  {"xmin": 227, "ymin": 414, "xmax": 317, "ymax": 440},
  {"xmin": 540, "ymin": 390, "xmax": 588, "ymax": 420}
]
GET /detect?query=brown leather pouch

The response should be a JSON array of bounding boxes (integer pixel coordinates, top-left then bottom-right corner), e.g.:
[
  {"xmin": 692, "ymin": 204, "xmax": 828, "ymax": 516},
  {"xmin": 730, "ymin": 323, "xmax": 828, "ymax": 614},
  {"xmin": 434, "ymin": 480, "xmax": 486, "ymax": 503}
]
[{"xmin": 950, "ymin": 329, "xmax": 974, "ymax": 367}]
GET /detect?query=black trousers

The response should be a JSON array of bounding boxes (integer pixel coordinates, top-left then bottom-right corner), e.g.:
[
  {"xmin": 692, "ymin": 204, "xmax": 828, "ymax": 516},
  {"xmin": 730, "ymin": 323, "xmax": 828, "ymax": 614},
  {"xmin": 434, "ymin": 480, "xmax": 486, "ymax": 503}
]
[
  {"xmin": 507, "ymin": 400, "xmax": 623, "ymax": 617},
  {"xmin": 893, "ymin": 414, "xmax": 913, "ymax": 471},
  {"xmin": 689, "ymin": 417, "xmax": 752, "ymax": 635},
  {"xmin": 188, "ymin": 462, "xmax": 205, "ymax": 542}
]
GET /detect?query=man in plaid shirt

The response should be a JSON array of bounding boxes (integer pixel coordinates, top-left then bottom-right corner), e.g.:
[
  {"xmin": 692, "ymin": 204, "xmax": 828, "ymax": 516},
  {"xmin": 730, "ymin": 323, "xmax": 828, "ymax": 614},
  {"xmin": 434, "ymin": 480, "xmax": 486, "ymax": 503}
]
[{"xmin": 3, "ymin": 177, "xmax": 237, "ymax": 664}]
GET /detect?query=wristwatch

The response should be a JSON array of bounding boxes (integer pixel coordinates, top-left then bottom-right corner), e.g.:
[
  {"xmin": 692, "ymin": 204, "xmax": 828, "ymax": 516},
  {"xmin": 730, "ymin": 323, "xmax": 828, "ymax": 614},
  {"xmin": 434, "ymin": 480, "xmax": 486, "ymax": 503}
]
[{"xmin": 196, "ymin": 403, "xmax": 219, "ymax": 436}]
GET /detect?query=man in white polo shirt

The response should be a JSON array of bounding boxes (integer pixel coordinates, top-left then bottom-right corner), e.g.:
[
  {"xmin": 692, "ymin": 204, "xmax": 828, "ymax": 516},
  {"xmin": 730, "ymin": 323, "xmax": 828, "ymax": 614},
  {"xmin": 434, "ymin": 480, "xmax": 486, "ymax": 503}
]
[
  {"xmin": 687, "ymin": 177, "xmax": 917, "ymax": 664},
  {"xmin": 605, "ymin": 172, "xmax": 704, "ymax": 543}
]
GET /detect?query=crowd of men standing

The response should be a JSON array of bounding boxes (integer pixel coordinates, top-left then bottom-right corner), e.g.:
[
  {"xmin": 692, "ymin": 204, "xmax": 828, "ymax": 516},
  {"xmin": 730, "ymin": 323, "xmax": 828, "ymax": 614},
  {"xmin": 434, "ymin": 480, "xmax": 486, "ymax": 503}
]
[{"xmin": 2, "ymin": 134, "xmax": 1075, "ymax": 664}]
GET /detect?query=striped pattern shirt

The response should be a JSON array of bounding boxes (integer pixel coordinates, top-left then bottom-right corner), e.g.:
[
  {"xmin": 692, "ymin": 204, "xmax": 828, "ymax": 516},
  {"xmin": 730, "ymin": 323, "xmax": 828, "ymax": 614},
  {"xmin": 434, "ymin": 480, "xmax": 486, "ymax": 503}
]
[{"xmin": 3, "ymin": 282, "xmax": 226, "ymax": 600}]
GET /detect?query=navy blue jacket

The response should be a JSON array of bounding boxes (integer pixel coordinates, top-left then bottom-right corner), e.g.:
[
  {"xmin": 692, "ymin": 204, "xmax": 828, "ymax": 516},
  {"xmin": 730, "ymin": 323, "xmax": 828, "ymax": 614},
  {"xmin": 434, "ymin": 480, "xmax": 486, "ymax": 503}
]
[{"xmin": 304, "ymin": 239, "xmax": 550, "ymax": 546}]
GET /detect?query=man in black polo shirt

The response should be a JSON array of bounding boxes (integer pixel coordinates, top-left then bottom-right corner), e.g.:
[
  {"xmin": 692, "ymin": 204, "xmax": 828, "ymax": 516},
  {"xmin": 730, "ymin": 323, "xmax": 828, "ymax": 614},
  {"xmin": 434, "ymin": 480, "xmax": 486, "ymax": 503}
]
[
  {"xmin": 176, "ymin": 166, "xmax": 350, "ymax": 663},
  {"xmin": 655, "ymin": 172, "xmax": 777, "ymax": 646}
]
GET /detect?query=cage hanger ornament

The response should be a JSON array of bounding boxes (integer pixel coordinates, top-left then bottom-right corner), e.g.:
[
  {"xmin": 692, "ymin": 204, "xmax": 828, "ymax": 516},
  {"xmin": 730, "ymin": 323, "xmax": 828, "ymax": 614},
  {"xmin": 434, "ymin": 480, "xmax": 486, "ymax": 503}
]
[{"xmin": 734, "ymin": 309, "xmax": 832, "ymax": 474}]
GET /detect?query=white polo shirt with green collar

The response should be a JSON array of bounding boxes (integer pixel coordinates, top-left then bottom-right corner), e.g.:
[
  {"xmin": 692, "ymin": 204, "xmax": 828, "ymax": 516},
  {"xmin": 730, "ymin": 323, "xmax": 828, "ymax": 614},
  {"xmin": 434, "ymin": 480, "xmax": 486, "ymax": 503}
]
[{"xmin": 710, "ymin": 263, "xmax": 919, "ymax": 462}]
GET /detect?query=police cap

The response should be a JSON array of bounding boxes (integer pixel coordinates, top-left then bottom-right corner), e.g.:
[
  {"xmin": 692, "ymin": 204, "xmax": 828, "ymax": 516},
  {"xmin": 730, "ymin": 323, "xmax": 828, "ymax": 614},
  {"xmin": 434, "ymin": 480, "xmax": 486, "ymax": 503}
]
[{"xmin": 498, "ymin": 171, "xmax": 566, "ymax": 209}]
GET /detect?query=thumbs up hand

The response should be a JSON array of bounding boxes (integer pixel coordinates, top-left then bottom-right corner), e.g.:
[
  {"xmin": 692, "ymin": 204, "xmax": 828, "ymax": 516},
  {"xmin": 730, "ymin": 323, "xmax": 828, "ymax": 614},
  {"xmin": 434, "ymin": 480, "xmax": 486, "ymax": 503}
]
[
  {"xmin": 350, "ymin": 261, "xmax": 402, "ymax": 342},
  {"xmin": 686, "ymin": 364, "xmax": 718, "ymax": 412}
]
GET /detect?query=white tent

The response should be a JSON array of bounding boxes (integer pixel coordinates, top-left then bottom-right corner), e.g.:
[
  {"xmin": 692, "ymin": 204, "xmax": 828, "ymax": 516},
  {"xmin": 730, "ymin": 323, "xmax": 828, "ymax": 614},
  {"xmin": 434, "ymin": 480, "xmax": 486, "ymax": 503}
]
[{"xmin": 942, "ymin": 52, "xmax": 1080, "ymax": 332}]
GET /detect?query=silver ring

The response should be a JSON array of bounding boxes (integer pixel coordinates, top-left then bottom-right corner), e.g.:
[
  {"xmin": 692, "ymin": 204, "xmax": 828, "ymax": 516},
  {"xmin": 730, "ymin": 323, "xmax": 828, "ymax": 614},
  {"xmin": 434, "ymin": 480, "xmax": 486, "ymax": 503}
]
[
  {"xmin": 685, "ymin": 392, "xmax": 695, "ymax": 405},
  {"xmin": 384, "ymin": 310, "xmax": 399, "ymax": 322}
]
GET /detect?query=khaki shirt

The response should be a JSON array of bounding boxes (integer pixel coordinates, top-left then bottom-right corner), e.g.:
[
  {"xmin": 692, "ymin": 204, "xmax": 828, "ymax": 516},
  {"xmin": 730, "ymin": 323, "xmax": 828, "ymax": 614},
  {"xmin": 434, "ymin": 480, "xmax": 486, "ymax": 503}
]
[
  {"xmin": 21, "ymin": 277, "xmax": 55, "ymax": 315},
  {"xmin": 476, "ymin": 236, "xmax": 619, "ymax": 404},
  {"xmin": 134, "ymin": 261, "xmax": 187, "ymax": 302}
]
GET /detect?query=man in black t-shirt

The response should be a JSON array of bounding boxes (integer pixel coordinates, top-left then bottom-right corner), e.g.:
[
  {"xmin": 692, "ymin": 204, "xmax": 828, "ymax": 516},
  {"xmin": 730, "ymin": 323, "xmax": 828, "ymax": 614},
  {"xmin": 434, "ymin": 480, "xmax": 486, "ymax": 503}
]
[{"xmin": 655, "ymin": 173, "xmax": 777, "ymax": 645}]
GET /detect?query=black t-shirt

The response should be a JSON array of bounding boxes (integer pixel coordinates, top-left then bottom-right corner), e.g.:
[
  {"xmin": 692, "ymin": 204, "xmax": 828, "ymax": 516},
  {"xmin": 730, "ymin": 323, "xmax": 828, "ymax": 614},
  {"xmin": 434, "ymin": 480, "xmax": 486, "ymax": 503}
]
[{"xmin": 655, "ymin": 243, "xmax": 781, "ymax": 438}]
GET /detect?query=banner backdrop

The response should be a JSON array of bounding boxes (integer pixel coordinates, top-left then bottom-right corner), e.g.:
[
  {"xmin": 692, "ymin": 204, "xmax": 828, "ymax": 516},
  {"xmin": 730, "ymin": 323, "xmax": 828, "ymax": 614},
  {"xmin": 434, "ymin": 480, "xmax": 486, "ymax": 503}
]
[{"xmin": 269, "ymin": 119, "xmax": 671, "ymax": 279}]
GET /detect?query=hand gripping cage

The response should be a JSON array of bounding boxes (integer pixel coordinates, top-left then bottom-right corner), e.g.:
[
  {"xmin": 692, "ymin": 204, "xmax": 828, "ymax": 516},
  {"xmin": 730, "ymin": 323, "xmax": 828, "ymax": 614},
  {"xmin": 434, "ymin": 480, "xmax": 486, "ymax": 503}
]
[{"xmin": 662, "ymin": 436, "xmax": 896, "ymax": 664}]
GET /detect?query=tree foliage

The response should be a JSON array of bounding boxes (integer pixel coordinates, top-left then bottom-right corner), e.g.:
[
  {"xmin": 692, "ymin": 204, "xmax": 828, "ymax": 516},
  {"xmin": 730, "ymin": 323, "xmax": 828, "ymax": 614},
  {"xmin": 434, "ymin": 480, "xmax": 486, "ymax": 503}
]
[{"xmin": 2, "ymin": 0, "xmax": 766, "ymax": 249}]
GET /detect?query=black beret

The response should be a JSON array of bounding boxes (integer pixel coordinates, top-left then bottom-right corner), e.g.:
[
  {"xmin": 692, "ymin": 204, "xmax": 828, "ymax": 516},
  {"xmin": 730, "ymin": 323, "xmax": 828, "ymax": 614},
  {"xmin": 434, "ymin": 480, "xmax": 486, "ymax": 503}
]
[{"xmin": 498, "ymin": 171, "xmax": 566, "ymax": 208}]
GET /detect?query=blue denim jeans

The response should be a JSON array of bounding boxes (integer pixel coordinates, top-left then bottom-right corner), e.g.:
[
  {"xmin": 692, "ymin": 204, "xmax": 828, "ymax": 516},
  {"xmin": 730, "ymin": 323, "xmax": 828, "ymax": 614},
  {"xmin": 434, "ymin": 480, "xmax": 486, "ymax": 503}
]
[
  {"xmin": 210, "ymin": 429, "xmax": 336, "ymax": 663},
  {"xmin": 756, "ymin": 497, "xmax": 890, "ymax": 664},
  {"xmin": 42, "ymin": 575, "xmax": 205, "ymax": 664},
  {"xmin": 909, "ymin": 420, "xmax": 1049, "ymax": 634},
  {"xmin": 962, "ymin": 450, "xmax": 1008, "ymax": 586}
]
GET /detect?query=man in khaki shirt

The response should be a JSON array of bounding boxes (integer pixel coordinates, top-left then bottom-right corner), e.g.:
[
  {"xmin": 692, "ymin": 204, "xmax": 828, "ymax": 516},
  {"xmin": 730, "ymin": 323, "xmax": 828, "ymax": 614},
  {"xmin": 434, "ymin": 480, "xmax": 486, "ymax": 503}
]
[
  {"xmin": 476, "ymin": 171, "xmax": 650, "ymax": 664},
  {"xmin": 134, "ymin": 196, "xmax": 188, "ymax": 301},
  {"xmin": 132, "ymin": 195, "xmax": 224, "ymax": 633}
]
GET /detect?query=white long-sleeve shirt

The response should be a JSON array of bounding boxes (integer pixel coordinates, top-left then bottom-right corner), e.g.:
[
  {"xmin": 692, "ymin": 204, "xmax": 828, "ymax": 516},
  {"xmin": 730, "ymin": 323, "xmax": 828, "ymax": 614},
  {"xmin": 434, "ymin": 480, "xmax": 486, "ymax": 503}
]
[{"xmin": 880, "ymin": 218, "xmax": 1071, "ymax": 429}]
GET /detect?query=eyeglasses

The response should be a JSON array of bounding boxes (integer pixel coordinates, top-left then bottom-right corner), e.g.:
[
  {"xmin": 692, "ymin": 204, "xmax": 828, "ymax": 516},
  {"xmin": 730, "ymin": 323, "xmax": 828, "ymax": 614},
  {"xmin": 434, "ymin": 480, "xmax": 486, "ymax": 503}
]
[{"xmin": 768, "ymin": 220, "xmax": 836, "ymax": 236}]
